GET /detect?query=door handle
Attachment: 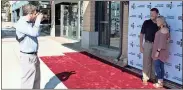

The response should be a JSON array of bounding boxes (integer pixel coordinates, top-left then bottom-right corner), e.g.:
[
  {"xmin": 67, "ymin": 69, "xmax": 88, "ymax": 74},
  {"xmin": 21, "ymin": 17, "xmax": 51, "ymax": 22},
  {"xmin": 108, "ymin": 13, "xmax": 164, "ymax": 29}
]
[{"xmin": 100, "ymin": 21, "xmax": 108, "ymax": 24}]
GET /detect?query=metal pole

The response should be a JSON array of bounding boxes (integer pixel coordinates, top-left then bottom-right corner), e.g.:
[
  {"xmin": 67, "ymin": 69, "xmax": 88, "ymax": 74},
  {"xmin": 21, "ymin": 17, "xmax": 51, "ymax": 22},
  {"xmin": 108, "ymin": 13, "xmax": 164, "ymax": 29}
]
[{"xmin": 117, "ymin": 1, "xmax": 124, "ymax": 61}]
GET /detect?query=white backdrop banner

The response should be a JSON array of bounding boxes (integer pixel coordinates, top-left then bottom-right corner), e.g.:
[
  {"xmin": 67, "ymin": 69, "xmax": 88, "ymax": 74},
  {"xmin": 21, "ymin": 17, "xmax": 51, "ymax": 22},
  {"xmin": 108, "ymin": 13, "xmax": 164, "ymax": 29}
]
[{"xmin": 128, "ymin": 1, "xmax": 182, "ymax": 85}]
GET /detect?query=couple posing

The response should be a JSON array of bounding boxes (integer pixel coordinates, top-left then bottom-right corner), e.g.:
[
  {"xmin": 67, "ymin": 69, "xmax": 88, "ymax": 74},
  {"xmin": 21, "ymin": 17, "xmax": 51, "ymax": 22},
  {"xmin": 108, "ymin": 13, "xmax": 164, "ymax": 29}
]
[{"xmin": 140, "ymin": 8, "xmax": 170, "ymax": 88}]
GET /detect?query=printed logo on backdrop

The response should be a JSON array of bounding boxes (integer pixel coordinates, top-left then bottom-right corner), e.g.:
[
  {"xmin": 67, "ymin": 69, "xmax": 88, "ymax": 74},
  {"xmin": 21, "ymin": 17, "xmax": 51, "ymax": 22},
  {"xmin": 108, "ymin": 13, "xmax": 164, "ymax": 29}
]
[
  {"xmin": 168, "ymin": 25, "xmax": 172, "ymax": 32},
  {"xmin": 136, "ymin": 63, "xmax": 143, "ymax": 68},
  {"xmin": 165, "ymin": 62, "xmax": 172, "ymax": 67},
  {"xmin": 178, "ymin": 16, "xmax": 182, "ymax": 21},
  {"xmin": 130, "ymin": 41, "xmax": 135, "ymax": 47},
  {"xmin": 165, "ymin": 72, "xmax": 169, "ymax": 78},
  {"xmin": 169, "ymin": 39, "xmax": 173, "ymax": 44},
  {"xmin": 137, "ymin": 53, "xmax": 142, "ymax": 59},
  {"xmin": 131, "ymin": 3, "xmax": 136, "ymax": 9},
  {"xmin": 174, "ymin": 53, "xmax": 182, "ymax": 58},
  {"xmin": 136, "ymin": 44, "xmax": 140, "ymax": 48},
  {"xmin": 131, "ymin": 23, "xmax": 135, "ymax": 29},
  {"xmin": 166, "ymin": 2, "xmax": 173, "ymax": 9},
  {"xmin": 130, "ymin": 60, "xmax": 134, "ymax": 65},
  {"xmin": 155, "ymin": 4, "xmax": 164, "ymax": 8},
  {"xmin": 166, "ymin": 15, "xmax": 175, "ymax": 20},
  {"xmin": 138, "ymin": 13, "xmax": 143, "ymax": 20},
  {"xmin": 145, "ymin": 15, "xmax": 150, "ymax": 19},
  {"xmin": 129, "ymin": 33, "xmax": 137, "ymax": 38},
  {"xmin": 147, "ymin": 2, "xmax": 152, "ymax": 9},
  {"xmin": 130, "ymin": 15, "xmax": 137, "ymax": 18},
  {"xmin": 129, "ymin": 52, "xmax": 136, "ymax": 56},
  {"xmin": 172, "ymin": 76, "xmax": 182, "ymax": 82},
  {"xmin": 175, "ymin": 28, "xmax": 182, "ymax": 33},
  {"xmin": 177, "ymin": 2, "xmax": 183, "ymax": 7},
  {"xmin": 138, "ymin": 35, "xmax": 140, "ymax": 39},
  {"xmin": 175, "ymin": 63, "xmax": 182, "ymax": 71},
  {"xmin": 138, "ymin": 4, "xmax": 145, "ymax": 8},
  {"xmin": 176, "ymin": 39, "xmax": 182, "ymax": 47},
  {"xmin": 168, "ymin": 25, "xmax": 171, "ymax": 29},
  {"xmin": 137, "ymin": 25, "xmax": 142, "ymax": 28}
]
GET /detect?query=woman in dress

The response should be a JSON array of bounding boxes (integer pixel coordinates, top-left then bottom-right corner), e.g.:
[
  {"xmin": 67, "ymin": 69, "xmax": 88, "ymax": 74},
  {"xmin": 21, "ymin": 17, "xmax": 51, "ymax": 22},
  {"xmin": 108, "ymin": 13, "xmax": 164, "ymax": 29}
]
[{"xmin": 151, "ymin": 16, "xmax": 170, "ymax": 88}]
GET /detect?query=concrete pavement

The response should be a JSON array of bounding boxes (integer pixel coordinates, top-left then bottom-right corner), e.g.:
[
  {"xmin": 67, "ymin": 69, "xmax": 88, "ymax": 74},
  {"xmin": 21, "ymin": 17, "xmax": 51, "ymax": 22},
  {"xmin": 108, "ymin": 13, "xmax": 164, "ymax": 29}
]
[{"xmin": 2, "ymin": 27, "xmax": 80, "ymax": 89}]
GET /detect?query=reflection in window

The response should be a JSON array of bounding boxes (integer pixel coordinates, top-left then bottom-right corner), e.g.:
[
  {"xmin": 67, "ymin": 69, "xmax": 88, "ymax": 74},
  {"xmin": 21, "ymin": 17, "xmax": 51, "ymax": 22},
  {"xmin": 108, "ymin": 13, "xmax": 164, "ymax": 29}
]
[
  {"xmin": 96, "ymin": 1, "xmax": 121, "ymax": 48},
  {"xmin": 80, "ymin": 1, "xmax": 84, "ymax": 36},
  {"xmin": 110, "ymin": 1, "xmax": 120, "ymax": 48},
  {"xmin": 62, "ymin": 4, "xmax": 78, "ymax": 39}
]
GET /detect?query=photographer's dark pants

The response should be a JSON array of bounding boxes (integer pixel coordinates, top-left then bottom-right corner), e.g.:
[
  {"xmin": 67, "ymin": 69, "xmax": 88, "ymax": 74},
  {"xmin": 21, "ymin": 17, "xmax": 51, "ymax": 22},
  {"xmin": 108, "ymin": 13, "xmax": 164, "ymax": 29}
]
[{"xmin": 20, "ymin": 52, "xmax": 40, "ymax": 89}]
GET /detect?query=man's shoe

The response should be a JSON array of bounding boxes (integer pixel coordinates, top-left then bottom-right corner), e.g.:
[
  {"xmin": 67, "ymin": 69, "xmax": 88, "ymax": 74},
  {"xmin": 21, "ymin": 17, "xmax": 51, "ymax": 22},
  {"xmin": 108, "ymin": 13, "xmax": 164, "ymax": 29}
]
[
  {"xmin": 153, "ymin": 83, "xmax": 163, "ymax": 88},
  {"xmin": 143, "ymin": 80, "xmax": 148, "ymax": 85},
  {"xmin": 152, "ymin": 79, "xmax": 157, "ymax": 83}
]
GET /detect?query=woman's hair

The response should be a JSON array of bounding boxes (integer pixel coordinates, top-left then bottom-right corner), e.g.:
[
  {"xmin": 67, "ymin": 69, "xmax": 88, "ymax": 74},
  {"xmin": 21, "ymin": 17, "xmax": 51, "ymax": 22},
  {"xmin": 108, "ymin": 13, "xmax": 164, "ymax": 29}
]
[{"xmin": 157, "ymin": 15, "xmax": 170, "ymax": 32}]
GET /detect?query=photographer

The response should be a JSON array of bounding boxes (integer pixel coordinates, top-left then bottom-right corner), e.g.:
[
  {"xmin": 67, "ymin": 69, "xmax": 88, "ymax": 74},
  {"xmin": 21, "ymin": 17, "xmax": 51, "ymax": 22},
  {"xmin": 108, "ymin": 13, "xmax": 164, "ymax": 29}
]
[{"xmin": 14, "ymin": 4, "xmax": 43, "ymax": 89}]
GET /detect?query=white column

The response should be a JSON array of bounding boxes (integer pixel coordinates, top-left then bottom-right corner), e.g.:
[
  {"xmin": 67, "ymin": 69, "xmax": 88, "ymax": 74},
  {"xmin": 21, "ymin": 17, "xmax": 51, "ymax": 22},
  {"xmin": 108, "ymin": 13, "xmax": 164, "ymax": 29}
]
[
  {"xmin": 50, "ymin": 1, "xmax": 55, "ymax": 37},
  {"xmin": 60, "ymin": 5, "xmax": 64, "ymax": 36},
  {"xmin": 78, "ymin": 1, "xmax": 81, "ymax": 39}
]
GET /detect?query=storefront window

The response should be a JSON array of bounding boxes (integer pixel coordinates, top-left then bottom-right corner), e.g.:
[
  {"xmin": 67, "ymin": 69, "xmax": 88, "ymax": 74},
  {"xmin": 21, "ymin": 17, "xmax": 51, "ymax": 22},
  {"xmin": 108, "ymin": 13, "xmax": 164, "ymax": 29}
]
[
  {"xmin": 55, "ymin": 4, "xmax": 60, "ymax": 25},
  {"xmin": 56, "ymin": 2, "xmax": 83, "ymax": 40},
  {"xmin": 98, "ymin": 1, "xmax": 110, "ymax": 47},
  {"xmin": 80, "ymin": 1, "xmax": 84, "ymax": 36},
  {"xmin": 96, "ymin": 1, "xmax": 121, "ymax": 49},
  {"xmin": 61, "ymin": 3, "xmax": 79, "ymax": 39},
  {"xmin": 110, "ymin": 1, "xmax": 120, "ymax": 48}
]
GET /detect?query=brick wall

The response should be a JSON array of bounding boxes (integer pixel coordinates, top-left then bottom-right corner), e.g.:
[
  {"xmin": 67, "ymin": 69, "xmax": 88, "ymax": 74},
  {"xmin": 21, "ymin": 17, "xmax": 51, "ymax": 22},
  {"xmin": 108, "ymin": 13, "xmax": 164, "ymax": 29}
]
[
  {"xmin": 83, "ymin": 1, "xmax": 129, "ymax": 58},
  {"xmin": 121, "ymin": 3, "xmax": 129, "ymax": 59},
  {"xmin": 83, "ymin": 1, "xmax": 95, "ymax": 32}
]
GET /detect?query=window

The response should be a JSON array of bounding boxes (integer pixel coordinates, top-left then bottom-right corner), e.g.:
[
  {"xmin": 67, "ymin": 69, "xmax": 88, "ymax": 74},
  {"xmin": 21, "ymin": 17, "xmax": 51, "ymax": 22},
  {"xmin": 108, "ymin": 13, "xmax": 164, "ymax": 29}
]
[{"xmin": 95, "ymin": 1, "xmax": 121, "ymax": 49}]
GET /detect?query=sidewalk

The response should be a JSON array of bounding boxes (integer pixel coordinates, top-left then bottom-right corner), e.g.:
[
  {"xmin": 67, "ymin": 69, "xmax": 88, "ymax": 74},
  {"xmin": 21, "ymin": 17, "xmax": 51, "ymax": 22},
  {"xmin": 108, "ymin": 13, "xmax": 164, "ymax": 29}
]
[
  {"xmin": 2, "ymin": 22, "xmax": 14, "ymax": 28},
  {"xmin": 2, "ymin": 27, "xmax": 80, "ymax": 89}
]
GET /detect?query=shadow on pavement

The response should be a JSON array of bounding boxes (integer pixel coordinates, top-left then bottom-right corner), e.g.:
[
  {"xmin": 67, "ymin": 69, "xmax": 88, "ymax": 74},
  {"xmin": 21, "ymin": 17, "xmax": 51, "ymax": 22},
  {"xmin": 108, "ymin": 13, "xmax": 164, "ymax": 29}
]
[
  {"xmin": 44, "ymin": 71, "xmax": 76, "ymax": 89},
  {"xmin": 61, "ymin": 41, "xmax": 82, "ymax": 51}
]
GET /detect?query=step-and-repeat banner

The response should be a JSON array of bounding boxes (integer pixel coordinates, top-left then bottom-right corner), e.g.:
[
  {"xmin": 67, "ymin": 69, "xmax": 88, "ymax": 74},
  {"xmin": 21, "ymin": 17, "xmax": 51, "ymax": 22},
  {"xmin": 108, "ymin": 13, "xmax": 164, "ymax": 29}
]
[{"xmin": 128, "ymin": 1, "xmax": 182, "ymax": 85}]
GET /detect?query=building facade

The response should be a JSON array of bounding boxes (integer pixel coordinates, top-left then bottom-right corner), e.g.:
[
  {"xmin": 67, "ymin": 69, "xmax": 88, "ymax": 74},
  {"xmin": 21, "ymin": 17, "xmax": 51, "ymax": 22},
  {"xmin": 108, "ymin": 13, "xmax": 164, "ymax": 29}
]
[
  {"xmin": 80, "ymin": 1, "xmax": 129, "ymax": 61},
  {"xmin": 9, "ymin": 1, "xmax": 182, "ymax": 88},
  {"xmin": 50, "ymin": 1, "xmax": 128, "ymax": 60},
  {"xmin": 50, "ymin": 1, "xmax": 83, "ymax": 40}
]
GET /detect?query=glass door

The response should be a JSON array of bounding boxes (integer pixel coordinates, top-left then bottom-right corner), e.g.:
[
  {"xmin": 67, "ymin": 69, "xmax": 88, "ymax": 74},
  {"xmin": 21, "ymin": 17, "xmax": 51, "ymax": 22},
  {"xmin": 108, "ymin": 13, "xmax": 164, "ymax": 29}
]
[
  {"xmin": 97, "ymin": 1, "xmax": 121, "ymax": 49},
  {"xmin": 68, "ymin": 4, "xmax": 78, "ymax": 39},
  {"xmin": 110, "ymin": 1, "xmax": 120, "ymax": 48},
  {"xmin": 61, "ymin": 5, "xmax": 69, "ymax": 37},
  {"xmin": 98, "ymin": 1, "xmax": 110, "ymax": 47},
  {"xmin": 60, "ymin": 3, "xmax": 79, "ymax": 40}
]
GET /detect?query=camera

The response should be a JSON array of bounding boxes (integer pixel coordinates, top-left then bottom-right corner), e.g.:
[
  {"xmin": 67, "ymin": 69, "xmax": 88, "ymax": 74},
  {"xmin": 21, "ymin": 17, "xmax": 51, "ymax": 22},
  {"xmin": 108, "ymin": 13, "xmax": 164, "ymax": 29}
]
[
  {"xmin": 36, "ymin": 9, "xmax": 48, "ymax": 19},
  {"xmin": 36, "ymin": 9, "xmax": 49, "ymax": 24}
]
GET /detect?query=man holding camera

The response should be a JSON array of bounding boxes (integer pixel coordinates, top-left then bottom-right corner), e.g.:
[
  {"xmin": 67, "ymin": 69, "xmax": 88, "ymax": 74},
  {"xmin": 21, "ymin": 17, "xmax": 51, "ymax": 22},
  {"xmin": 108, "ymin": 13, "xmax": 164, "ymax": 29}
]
[{"xmin": 14, "ymin": 4, "xmax": 44, "ymax": 89}]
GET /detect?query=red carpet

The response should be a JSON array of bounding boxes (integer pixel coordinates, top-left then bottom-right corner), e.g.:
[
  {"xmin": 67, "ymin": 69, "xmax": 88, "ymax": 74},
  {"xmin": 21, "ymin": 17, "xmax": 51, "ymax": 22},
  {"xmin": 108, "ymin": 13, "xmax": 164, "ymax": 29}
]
[{"xmin": 41, "ymin": 52, "xmax": 157, "ymax": 89}]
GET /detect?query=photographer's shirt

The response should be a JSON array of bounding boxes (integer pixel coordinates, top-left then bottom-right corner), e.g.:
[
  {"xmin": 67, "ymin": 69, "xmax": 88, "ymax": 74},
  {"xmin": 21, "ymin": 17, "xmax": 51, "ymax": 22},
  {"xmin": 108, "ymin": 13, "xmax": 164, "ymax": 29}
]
[{"xmin": 14, "ymin": 16, "xmax": 41, "ymax": 53}]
